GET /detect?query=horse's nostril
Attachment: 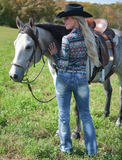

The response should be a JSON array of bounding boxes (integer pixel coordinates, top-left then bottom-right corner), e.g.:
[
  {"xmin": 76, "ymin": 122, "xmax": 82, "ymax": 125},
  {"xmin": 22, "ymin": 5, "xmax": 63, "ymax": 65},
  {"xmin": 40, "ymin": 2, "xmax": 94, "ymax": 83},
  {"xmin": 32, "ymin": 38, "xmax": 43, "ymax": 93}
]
[
  {"xmin": 10, "ymin": 75, "xmax": 12, "ymax": 79},
  {"xmin": 13, "ymin": 74, "xmax": 18, "ymax": 80},
  {"xmin": 9, "ymin": 73, "xmax": 19, "ymax": 81}
]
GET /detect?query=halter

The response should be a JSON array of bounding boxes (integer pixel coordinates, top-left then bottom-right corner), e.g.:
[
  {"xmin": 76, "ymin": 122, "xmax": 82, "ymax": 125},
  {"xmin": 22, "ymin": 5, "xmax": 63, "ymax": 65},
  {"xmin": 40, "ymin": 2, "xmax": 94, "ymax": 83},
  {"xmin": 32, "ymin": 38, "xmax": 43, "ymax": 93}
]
[
  {"xmin": 11, "ymin": 25, "xmax": 45, "ymax": 70},
  {"xmin": 11, "ymin": 25, "xmax": 56, "ymax": 103}
]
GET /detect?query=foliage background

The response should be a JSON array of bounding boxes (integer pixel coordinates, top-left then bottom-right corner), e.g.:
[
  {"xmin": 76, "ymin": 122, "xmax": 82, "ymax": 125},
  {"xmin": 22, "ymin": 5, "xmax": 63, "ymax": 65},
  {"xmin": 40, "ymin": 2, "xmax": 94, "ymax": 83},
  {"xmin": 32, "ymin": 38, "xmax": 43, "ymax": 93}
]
[{"xmin": 0, "ymin": 0, "xmax": 122, "ymax": 30}]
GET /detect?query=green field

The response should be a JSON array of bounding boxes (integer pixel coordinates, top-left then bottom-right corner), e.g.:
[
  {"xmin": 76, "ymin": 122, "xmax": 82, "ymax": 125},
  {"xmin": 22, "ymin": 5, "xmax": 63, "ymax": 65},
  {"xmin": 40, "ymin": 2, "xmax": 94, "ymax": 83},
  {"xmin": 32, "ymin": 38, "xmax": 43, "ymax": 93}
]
[{"xmin": 0, "ymin": 26, "xmax": 122, "ymax": 160}]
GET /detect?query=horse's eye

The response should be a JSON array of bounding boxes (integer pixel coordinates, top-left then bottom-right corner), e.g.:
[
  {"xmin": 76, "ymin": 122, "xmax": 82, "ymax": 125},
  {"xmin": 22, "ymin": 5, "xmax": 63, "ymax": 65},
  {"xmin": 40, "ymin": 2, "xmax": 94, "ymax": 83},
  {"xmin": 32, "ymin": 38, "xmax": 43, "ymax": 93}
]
[{"xmin": 26, "ymin": 46, "xmax": 32, "ymax": 50}]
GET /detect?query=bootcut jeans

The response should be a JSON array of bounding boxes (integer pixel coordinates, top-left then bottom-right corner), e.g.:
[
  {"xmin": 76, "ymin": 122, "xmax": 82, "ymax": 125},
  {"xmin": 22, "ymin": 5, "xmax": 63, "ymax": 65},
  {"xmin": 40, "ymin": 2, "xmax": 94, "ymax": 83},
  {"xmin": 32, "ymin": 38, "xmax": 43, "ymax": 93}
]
[{"xmin": 55, "ymin": 70, "xmax": 97, "ymax": 156}]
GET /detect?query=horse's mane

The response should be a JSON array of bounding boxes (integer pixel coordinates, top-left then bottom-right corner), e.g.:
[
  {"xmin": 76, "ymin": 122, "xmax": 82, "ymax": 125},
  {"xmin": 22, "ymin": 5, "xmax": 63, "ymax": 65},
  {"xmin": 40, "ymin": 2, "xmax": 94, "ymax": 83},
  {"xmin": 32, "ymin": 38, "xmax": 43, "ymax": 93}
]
[{"xmin": 35, "ymin": 23, "xmax": 71, "ymax": 44}]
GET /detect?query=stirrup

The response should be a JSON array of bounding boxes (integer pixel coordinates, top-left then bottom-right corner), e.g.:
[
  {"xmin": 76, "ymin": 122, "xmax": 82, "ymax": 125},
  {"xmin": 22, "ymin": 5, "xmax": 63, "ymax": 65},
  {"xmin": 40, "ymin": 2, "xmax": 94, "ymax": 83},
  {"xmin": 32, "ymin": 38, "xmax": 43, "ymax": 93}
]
[{"xmin": 99, "ymin": 68, "xmax": 105, "ymax": 83}]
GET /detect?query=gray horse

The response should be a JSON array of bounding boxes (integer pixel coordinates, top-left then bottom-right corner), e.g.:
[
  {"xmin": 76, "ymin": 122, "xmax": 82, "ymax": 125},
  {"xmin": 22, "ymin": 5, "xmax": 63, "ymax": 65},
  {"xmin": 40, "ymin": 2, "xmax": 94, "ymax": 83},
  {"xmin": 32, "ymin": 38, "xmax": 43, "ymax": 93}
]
[{"xmin": 9, "ymin": 17, "xmax": 122, "ymax": 139}]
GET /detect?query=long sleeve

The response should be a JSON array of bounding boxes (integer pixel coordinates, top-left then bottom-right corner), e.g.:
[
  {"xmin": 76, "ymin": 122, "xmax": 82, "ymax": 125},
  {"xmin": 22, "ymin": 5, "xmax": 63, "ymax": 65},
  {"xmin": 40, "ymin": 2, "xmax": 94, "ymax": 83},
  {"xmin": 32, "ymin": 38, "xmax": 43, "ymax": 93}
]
[
  {"xmin": 52, "ymin": 27, "xmax": 87, "ymax": 72},
  {"xmin": 52, "ymin": 36, "xmax": 69, "ymax": 70}
]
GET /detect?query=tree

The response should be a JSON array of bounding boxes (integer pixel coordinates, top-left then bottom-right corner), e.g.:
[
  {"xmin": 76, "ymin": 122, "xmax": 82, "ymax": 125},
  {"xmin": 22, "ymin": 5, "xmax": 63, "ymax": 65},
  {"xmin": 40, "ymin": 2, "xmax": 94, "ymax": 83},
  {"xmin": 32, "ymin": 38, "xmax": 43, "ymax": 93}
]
[
  {"xmin": 0, "ymin": 0, "xmax": 122, "ymax": 29},
  {"xmin": 18, "ymin": 0, "xmax": 57, "ymax": 23},
  {"xmin": 84, "ymin": 3, "xmax": 103, "ymax": 19},
  {"xmin": 110, "ymin": 2, "xmax": 122, "ymax": 30},
  {"xmin": 0, "ymin": 0, "xmax": 19, "ymax": 27}
]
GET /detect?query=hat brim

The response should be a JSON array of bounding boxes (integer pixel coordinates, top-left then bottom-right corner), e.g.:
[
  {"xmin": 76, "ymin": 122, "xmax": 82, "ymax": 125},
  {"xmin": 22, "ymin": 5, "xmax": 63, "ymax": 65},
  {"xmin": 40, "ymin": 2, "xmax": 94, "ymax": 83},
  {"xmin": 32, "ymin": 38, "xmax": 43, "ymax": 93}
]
[{"xmin": 56, "ymin": 10, "xmax": 92, "ymax": 19}]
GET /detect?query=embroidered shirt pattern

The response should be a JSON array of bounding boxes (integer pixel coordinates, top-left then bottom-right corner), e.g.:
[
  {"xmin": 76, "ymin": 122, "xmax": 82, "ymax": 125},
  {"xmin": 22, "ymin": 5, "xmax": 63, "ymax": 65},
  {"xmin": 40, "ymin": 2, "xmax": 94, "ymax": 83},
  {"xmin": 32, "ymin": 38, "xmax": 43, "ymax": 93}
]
[{"xmin": 52, "ymin": 27, "xmax": 87, "ymax": 71}]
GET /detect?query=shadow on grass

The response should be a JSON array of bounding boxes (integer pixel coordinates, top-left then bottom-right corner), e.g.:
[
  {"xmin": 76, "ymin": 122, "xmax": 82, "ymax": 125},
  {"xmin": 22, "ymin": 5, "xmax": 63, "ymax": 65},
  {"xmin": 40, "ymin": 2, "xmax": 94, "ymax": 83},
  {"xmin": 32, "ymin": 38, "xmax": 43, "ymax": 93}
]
[
  {"xmin": 93, "ymin": 111, "xmax": 118, "ymax": 124},
  {"xmin": 92, "ymin": 111, "xmax": 104, "ymax": 118},
  {"xmin": 72, "ymin": 148, "xmax": 85, "ymax": 158},
  {"xmin": 108, "ymin": 115, "xmax": 118, "ymax": 123}
]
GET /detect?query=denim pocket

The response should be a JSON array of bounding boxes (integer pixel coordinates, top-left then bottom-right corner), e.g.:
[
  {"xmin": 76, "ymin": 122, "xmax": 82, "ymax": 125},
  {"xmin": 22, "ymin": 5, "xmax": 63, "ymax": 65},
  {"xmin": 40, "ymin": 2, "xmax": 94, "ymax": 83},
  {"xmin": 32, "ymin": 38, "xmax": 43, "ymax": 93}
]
[
  {"xmin": 76, "ymin": 74, "xmax": 88, "ymax": 88},
  {"xmin": 57, "ymin": 74, "xmax": 69, "ymax": 87},
  {"xmin": 78, "ymin": 81, "xmax": 88, "ymax": 91}
]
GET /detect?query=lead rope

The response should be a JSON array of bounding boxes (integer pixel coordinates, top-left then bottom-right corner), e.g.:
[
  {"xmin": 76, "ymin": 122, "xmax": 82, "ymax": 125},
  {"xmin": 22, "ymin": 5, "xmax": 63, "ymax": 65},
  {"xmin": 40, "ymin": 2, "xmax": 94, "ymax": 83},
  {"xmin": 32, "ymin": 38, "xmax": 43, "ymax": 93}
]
[
  {"xmin": 21, "ymin": 58, "xmax": 47, "ymax": 84},
  {"xmin": 22, "ymin": 58, "xmax": 56, "ymax": 103},
  {"xmin": 19, "ymin": 26, "xmax": 56, "ymax": 103},
  {"xmin": 27, "ymin": 82, "xmax": 56, "ymax": 103}
]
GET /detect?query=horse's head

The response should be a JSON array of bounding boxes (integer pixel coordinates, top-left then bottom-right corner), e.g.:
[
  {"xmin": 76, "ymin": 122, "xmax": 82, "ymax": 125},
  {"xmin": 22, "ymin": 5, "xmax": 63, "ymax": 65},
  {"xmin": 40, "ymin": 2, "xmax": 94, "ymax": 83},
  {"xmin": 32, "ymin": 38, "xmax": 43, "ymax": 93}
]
[
  {"xmin": 9, "ymin": 17, "xmax": 71, "ymax": 82},
  {"xmin": 9, "ymin": 17, "xmax": 43, "ymax": 82}
]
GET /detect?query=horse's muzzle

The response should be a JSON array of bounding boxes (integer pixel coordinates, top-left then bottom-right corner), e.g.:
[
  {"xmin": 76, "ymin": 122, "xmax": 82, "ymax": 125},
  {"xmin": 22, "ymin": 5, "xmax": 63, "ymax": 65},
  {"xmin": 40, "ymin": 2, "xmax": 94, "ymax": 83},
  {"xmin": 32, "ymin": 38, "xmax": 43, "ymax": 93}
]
[
  {"xmin": 9, "ymin": 73, "xmax": 19, "ymax": 82},
  {"xmin": 9, "ymin": 66, "xmax": 25, "ymax": 82}
]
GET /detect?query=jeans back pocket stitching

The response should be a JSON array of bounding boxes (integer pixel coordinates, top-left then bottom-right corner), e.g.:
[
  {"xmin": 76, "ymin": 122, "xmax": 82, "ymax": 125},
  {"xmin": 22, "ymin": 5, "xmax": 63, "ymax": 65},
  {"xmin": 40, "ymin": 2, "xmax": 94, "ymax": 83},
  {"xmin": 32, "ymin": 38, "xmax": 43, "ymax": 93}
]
[
  {"xmin": 78, "ymin": 81, "xmax": 88, "ymax": 88},
  {"xmin": 58, "ymin": 77, "xmax": 67, "ymax": 87}
]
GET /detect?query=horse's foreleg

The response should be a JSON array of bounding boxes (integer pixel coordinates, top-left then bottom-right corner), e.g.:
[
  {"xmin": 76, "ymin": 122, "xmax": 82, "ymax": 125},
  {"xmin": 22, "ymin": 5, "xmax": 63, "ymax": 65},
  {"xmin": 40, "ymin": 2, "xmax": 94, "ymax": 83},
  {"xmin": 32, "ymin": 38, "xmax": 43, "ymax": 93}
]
[
  {"xmin": 71, "ymin": 103, "xmax": 81, "ymax": 139},
  {"xmin": 101, "ymin": 78, "xmax": 112, "ymax": 117},
  {"xmin": 116, "ymin": 73, "xmax": 122, "ymax": 126}
]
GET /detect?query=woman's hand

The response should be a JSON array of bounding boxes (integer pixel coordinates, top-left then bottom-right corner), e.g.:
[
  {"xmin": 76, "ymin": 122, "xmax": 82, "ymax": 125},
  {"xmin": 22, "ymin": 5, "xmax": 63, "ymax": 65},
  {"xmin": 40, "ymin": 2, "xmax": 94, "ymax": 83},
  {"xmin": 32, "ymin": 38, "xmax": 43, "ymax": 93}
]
[{"xmin": 48, "ymin": 42, "xmax": 58, "ymax": 55}]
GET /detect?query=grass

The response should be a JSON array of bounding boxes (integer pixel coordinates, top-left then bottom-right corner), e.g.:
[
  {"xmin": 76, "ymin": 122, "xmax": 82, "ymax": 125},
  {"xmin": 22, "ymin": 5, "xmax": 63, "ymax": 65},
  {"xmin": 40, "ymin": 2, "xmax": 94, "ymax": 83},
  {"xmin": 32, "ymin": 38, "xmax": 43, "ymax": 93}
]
[{"xmin": 0, "ymin": 26, "xmax": 122, "ymax": 160}]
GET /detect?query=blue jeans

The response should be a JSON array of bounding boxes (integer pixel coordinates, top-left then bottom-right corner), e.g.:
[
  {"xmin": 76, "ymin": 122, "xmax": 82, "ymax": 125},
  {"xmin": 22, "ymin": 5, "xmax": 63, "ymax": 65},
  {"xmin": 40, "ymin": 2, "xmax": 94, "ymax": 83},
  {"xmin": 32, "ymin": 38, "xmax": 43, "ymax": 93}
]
[{"xmin": 55, "ymin": 71, "xmax": 97, "ymax": 156}]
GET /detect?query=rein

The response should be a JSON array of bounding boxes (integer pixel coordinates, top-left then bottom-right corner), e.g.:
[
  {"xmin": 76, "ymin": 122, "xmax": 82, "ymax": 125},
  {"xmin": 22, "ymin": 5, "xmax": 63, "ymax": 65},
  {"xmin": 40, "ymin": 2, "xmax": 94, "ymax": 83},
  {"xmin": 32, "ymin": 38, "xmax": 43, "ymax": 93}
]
[{"xmin": 12, "ymin": 25, "xmax": 56, "ymax": 103}]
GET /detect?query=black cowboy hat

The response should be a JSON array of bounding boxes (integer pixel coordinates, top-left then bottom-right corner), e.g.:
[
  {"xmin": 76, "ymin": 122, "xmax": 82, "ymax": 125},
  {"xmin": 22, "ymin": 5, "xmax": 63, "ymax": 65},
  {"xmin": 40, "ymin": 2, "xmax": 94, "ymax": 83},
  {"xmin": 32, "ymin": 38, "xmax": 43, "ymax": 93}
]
[{"xmin": 56, "ymin": 4, "xmax": 92, "ymax": 19}]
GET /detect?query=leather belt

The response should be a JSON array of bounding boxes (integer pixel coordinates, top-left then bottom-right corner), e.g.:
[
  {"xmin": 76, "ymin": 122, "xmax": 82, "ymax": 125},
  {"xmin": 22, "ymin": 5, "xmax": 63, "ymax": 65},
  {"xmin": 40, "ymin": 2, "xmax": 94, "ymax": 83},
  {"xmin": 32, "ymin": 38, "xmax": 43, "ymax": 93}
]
[{"xmin": 59, "ymin": 69, "xmax": 86, "ymax": 74}]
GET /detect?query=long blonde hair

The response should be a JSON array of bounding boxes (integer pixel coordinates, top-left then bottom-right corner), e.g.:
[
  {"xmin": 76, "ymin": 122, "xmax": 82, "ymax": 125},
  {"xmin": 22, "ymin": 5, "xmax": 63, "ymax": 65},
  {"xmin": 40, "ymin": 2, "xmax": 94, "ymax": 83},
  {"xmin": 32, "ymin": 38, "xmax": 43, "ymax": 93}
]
[{"xmin": 73, "ymin": 16, "xmax": 101, "ymax": 67}]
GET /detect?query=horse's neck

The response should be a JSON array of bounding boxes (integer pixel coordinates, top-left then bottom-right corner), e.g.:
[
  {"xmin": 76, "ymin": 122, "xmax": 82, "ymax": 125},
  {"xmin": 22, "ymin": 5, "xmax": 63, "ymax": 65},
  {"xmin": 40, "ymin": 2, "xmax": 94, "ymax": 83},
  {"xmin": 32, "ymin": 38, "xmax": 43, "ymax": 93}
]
[{"xmin": 37, "ymin": 27, "xmax": 61, "ymax": 63}]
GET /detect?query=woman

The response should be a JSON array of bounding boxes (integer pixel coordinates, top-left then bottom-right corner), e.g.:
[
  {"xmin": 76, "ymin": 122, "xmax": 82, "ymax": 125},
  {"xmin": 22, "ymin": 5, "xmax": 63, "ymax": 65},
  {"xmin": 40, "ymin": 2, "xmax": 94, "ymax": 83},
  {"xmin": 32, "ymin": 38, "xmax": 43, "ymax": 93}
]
[{"xmin": 48, "ymin": 3, "xmax": 101, "ymax": 156}]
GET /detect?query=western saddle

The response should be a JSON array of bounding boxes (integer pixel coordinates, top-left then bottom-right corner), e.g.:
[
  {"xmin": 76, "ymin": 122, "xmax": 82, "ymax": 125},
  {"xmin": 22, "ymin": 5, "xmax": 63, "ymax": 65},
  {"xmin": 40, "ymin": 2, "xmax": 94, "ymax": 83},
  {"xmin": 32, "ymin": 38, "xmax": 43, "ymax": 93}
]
[{"xmin": 85, "ymin": 18, "xmax": 116, "ymax": 83}]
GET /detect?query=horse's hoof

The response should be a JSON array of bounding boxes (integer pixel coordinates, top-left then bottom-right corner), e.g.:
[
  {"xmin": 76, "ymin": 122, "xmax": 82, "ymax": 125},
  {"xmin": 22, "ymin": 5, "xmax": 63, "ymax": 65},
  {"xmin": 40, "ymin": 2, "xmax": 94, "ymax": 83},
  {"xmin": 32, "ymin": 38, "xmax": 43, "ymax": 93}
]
[
  {"xmin": 55, "ymin": 130, "xmax": 59, "ymax": 136},
  {"xmin": 71, "ymin": 131, "xmax": 81, "ymax": 139},
  {"xmin": 116, "ymin": 118, "xmax": 121, "ymax": 126}
]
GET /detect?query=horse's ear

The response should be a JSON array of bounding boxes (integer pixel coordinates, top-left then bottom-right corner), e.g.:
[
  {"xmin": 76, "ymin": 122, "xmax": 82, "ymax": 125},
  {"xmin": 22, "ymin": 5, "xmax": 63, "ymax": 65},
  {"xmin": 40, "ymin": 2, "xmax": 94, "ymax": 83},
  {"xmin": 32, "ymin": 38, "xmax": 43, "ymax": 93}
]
[
  {"xmin": 16, "ymin": 16, "xmax": 24, "ymax": 29},
  {"xmin": 29, "ymin": 17, "xmax": 35, "ymax": 30}
]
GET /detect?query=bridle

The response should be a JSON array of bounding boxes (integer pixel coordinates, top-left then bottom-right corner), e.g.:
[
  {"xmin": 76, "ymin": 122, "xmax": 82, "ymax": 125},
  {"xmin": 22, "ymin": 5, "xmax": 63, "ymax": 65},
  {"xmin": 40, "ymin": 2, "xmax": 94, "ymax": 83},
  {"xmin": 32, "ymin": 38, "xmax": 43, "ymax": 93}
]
[
  {"xmin": 12, "ymin": 25, "xmax": 45, "ymax": 70},
  {"xmin": 11, "ymin": 25, "xmax": 56, "ymax": 103}
]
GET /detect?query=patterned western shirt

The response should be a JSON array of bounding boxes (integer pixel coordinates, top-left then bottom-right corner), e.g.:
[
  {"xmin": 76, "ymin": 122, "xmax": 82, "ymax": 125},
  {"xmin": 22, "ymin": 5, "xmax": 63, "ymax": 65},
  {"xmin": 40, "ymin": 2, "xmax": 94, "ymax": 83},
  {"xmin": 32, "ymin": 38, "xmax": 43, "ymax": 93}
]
[{"xmin": 52, "ymin": 27, "xmax": 87, "ymax": 72}]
